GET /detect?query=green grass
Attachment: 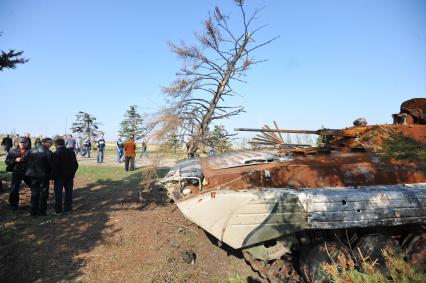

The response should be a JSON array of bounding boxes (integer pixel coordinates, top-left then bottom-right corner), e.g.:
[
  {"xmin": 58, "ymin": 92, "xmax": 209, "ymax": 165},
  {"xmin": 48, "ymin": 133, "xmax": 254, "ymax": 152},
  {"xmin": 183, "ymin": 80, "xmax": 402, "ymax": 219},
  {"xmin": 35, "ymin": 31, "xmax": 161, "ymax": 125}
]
[
  {"xmin": 76, "ymin": 165, "xmax": 143, "ymax": 182},
  {"xmin": 0, "ymin": 160, "xmax": 10, "ymax": 180}
]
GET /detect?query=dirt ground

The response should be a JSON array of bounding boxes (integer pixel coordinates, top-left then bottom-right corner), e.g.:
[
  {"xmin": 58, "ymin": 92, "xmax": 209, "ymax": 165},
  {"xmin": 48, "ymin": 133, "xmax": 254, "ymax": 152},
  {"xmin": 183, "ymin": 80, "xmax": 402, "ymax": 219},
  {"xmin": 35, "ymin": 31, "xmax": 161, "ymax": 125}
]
[{"xmin": 0, "ymin": 153, "xmax": 262, "ymax": 282}]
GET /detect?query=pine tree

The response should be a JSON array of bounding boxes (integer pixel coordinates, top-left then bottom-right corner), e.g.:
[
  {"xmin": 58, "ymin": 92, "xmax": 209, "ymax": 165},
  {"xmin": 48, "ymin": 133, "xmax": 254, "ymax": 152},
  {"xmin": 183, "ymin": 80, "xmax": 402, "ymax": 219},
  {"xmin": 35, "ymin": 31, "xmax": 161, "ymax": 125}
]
[
  {"xmin": 0, "ymin": 33, "xmax": 28, "ymax": 71},
  {"xmin": 207, "ymin": 125, "xmax": 233, "ymax": 153},
  {"xmin": 166, "ymin": 133, "xmax": 180, "ymax": 153},
  {"xmin": 119, "ymin": 105, "xmax": 145, "ymax": 140},
  {"xmin": 70, "ymin": 111, "xmax": 101, "ymax": 140}
]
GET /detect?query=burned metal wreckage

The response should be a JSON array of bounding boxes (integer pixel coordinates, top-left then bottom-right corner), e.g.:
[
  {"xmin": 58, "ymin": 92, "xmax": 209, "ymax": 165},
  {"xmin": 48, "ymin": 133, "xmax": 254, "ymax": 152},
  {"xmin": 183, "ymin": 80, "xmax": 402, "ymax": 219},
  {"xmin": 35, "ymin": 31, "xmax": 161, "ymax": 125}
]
[{"xmin": 159, "ymin": 98, "xmax": 426, "ymax": 282}]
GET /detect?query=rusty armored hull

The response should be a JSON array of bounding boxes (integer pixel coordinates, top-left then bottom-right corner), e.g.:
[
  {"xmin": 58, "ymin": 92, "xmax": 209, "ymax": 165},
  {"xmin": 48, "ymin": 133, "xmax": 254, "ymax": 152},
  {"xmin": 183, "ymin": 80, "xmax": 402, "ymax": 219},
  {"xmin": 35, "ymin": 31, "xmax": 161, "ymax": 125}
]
[
  {"xmin": 162, "ymin": 150, "xmax": 426, "ymax": 249},
  {"xmin": 160, "ymin": 99, "xmax": 426, "ymax": 282}
]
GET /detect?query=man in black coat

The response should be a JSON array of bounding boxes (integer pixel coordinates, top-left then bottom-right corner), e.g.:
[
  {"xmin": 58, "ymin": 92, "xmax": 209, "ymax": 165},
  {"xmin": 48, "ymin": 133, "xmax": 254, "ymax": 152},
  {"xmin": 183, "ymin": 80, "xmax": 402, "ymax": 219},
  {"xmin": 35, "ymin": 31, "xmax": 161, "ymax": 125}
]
[
  {"xmin": 5, "ymin": 137, "xmax": 31, "ymax": 210},
  {"xmin": 51, "ymin": 138, "xmax": 78, "ymax": 214},
  {"xmin": 1, "ymin": 134, "xmax": 13, "ymax": 153},
  {"xmin": 26, "ymin": 138, "xmax": 53, "ymax": 216}
]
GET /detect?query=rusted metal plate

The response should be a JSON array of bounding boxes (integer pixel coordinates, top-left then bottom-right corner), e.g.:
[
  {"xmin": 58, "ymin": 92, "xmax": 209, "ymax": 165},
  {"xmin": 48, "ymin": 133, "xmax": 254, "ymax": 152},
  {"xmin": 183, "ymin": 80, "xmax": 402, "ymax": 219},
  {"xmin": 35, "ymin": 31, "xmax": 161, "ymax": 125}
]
[
  {"xmin": 200, "ymin": 151, "xmax": 426, "ymax": 190},
  {"xmin": 400, "ymin": 98, "xmax": 426, "ymax": 124}
]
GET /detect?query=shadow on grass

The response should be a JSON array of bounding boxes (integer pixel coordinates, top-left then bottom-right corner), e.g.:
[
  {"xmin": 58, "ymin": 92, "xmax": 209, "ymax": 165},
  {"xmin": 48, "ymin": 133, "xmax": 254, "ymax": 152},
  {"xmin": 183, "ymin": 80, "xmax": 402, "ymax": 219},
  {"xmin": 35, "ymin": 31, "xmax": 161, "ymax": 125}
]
[{"xmin": 0, "ymin": 166, "xmax": 171, "ymax": 282}]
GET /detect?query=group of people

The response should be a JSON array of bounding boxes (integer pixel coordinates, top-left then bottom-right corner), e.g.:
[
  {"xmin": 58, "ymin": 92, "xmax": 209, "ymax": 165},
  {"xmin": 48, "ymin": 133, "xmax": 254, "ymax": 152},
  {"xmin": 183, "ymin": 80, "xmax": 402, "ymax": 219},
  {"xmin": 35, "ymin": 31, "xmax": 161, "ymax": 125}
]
[
  {"xmin": 62, "ymin": 134, "xmax": 146, "ymax": 171},
  {"xmin": 3, "ymin": 135, "xmax": 78, "ymax": 216},
  {"xmin": 64, "ymin": 134, "xmax": 106, "ymax": 163}
]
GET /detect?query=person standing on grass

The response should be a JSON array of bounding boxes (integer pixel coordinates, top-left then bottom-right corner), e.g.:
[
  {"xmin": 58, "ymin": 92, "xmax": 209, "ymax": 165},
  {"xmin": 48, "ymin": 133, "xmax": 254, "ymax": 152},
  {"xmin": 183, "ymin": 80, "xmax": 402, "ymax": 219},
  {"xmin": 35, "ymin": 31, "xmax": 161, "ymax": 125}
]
[
  {"xmin": 13, "ymin": 134, "xmax": 20, "ymax": 148},
  {"xmin": 75, "ymin": 136, "xmax": 83, "ymax": 156},
  {"xmin": 51, "ymin": 138, "xmax": 78, "ymax": 215},
  {"xmin": 140, "ymin": 141, "xmax": 147, "ymax": 159},
  {"xmin": 1, "ymin": 134, "xmax": 13, "ymax": 153},
  {"xmin": 96, "ymin": 133, "xmax": 106, "ymax": 163},
  {"xmin": 116, "ymin": 136, "xmax": 124, "ymax": 163},
  {"xmin": 5, "ymin": 137, "xmax": 31, "ymax": 210},
  {"xmin": 25, "ymin": 138, "xmax": 53, "ymax": 216},
  {"xmin": 84, "ymin": 137, "xmax": 91, "ymax": 158},
  {"xmin": 124, "ymin": 137, "xmax": 136, "ymax": 171},
  {"xmin": 66, "ymin": 134, "xmax": 76, "ymax": 150}
]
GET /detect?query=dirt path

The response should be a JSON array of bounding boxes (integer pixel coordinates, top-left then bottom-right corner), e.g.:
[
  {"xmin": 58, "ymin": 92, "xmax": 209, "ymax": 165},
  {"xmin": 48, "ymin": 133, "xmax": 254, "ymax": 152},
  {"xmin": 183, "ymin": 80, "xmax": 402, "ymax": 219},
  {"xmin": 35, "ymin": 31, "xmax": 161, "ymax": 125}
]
[{"xmin": 0, "ymin": 172, "xmax": 262, "ymax": 282}]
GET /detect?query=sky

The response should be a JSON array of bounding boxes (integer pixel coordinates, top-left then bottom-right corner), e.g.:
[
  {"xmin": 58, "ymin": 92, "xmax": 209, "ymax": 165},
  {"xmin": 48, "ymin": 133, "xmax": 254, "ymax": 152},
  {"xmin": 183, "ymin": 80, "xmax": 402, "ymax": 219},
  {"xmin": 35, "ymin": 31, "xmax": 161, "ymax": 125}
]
[{"xmin": 0, "ymin": 0, "xmax": 425, "ymax": 142}]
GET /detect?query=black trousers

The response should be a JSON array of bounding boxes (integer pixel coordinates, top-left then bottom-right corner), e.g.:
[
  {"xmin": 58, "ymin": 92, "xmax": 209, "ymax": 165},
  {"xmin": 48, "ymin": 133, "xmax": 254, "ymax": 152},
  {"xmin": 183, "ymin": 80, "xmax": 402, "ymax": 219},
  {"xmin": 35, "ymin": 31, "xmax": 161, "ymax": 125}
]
[
  {"xmin": 30, "ymin": 177, "xmax": 49, "ymax": 215},
  {"xmin": 125, "ymin": 156, "xmax": 135, "ymax": 171},
  {"xmin": 54, "ymin": 177, "xmax": 74, "ymax": 213},
  {"xmin": 9, "ymin": 172, "xmax": 31, "ymax": 209}
]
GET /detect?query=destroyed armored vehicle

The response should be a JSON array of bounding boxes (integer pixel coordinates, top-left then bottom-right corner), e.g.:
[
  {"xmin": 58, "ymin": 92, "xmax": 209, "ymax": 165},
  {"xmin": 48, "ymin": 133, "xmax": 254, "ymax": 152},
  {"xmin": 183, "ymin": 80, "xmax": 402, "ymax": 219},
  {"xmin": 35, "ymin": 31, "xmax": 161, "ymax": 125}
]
[{"xmin": 160, "ymin": 98, "xmax": 426, "ymax": 282}]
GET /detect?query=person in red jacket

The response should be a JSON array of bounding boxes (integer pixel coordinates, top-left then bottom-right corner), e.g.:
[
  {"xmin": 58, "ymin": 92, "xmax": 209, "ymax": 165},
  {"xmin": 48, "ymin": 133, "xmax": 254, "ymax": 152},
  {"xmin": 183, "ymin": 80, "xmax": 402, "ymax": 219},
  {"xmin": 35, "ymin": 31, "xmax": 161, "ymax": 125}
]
[{"xmin": 124, "ymin": 137, "xmax": 136, "ymax": 171}]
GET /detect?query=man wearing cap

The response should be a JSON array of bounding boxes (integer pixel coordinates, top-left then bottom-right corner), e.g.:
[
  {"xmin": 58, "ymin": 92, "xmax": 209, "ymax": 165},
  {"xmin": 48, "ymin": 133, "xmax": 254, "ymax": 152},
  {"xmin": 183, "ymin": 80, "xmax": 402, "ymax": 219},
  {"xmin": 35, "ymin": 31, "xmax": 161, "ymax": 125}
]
[
  {"xmin": 26, "ymin": 138, "xmax": 53, "ymax": 216},
  {"xmin": 51, "ymin": 138, "xmax": 79, "ymax": 214},
  {"xmin": 5, "ymin": 137, "xmax": 31, "ymax": 210}
]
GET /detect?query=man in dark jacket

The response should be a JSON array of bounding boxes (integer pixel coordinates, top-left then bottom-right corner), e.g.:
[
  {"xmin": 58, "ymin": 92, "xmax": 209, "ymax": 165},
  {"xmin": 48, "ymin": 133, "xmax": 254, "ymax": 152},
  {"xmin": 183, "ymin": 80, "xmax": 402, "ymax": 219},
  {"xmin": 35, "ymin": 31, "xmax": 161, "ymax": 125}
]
[
  {"xmin": 5, "ymin": 137, "xmax": 31, "ymax": 210},
  {"xmin": 1, "ymin": 134, "xmax": 13, "ymax": 153},
  {"xmin": 26, "ymin": 138, "xmax": 53, "ymax": 216},
  {"xmin": 51, "ymin": 138, "xmax": 78, "ymax": 214}
]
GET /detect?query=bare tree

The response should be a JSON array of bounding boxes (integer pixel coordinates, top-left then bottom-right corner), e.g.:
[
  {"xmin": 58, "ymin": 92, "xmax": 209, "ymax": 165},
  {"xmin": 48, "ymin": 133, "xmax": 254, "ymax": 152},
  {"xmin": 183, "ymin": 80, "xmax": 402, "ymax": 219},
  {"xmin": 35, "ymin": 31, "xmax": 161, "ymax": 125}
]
[{"xmin": 159, "ymin": 0, "xmax": 277, "ymax": 155}]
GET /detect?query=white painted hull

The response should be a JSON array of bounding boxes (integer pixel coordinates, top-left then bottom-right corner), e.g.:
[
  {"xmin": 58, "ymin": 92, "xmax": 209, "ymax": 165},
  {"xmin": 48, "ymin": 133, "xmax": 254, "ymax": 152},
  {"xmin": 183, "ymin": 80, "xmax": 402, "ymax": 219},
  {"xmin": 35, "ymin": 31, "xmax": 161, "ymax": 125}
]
[{"xmin": 176, "ymin": 184, "xmax": 426, "ymax": 249}]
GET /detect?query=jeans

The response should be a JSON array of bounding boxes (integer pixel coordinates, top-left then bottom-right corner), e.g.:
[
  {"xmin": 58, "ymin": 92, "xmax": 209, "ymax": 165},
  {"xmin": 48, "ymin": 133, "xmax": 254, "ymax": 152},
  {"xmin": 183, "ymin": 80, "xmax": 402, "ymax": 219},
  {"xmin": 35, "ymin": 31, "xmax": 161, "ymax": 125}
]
[
  {"xmin": 86, "ymin": 146, "xmax": 91, "ymax": 158},
  {"xmin": 124, "ymin": 156, "xmax": 135, "ymax": 171},
  {"xmin": 9, "ymin": 172, "xmax": 31, "ymax": 209},
  {"xmin": 97, "ymin": 147, "xmax": 104, "ymax": 163},
  {"xmin": 54, "ymin": 177, "xmax": 74, "ymax": 213},
  {"xmin": 78, "ymin": 147, "xmax": 83, "ymax": 156},
  {"xmin": 30, "ymin": 177, "xmax": 49, "ymax": 215},
  {"xmin": 117, "ymin": 148, "xmax": 124, "ymax": 162}
]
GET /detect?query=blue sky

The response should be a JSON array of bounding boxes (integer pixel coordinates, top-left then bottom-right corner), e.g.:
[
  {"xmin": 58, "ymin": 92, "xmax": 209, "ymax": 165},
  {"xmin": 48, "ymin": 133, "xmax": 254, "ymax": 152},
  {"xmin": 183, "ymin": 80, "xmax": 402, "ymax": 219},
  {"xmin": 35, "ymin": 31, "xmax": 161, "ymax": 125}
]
[{"xmin": 0, "ymin": 0, "xmax": 425, "ymax": 141}]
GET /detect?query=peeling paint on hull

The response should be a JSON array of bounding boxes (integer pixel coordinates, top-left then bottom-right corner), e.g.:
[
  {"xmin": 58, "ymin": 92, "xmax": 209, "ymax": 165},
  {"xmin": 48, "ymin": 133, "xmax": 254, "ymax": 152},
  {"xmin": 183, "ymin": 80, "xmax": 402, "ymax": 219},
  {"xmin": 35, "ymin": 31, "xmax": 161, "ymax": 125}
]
[{"xmin": 177, "ymin": 184, "xmax": 426, "ymax": 249}]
